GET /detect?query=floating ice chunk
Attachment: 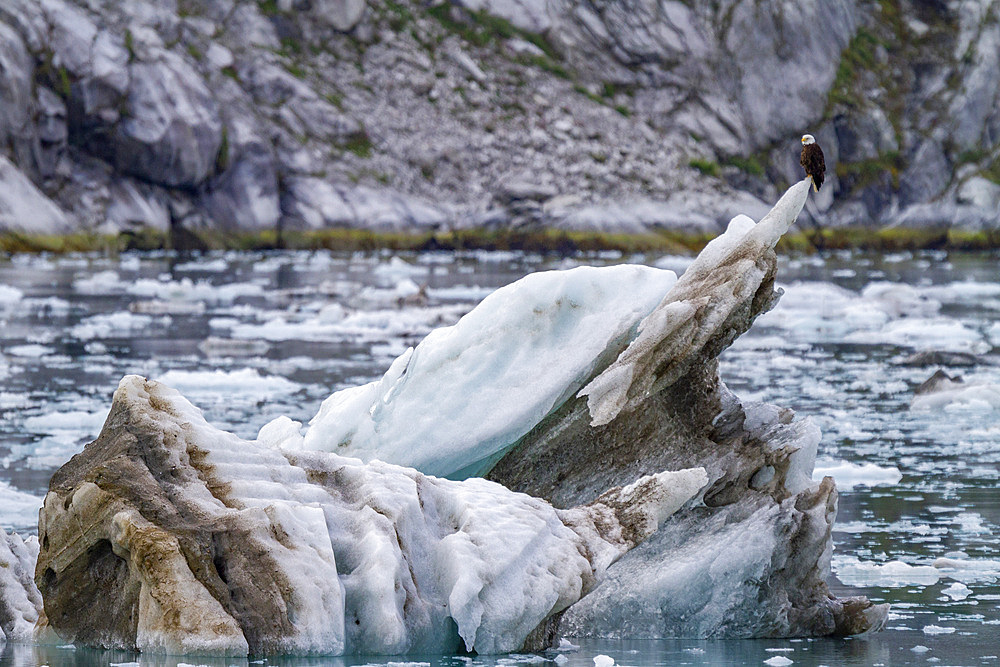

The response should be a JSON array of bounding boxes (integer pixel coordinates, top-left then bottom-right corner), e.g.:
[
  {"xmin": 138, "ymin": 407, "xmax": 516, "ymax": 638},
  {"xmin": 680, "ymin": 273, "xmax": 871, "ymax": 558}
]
[
  {"xmin": 4, "ymin": 344, "xmax": 55, "ymax": 357},
  {"xmin": 554, "ymin": 655, "xmax": 569, "ymax": 665},
  {"xmin": 764, "ymin": 657, "xmax": 793, "ymax": 667},
  {"xmin": 911, "ymin": 383, "xmax": 1000, "ymax": 412},
  {"xmin": 555, "ymin": 638, "xmax": 580, "ymax": 652},
  {"xmin": 922, "ymin": 625, "xmax": 956, "ymax": 635},
  {"xmin": 812, "ymin": 459, "xmax": 902, "ymax": 490},
  {"xmin": 845, "ymin": 317, "xmax": 988, "ymax": 354},
  {"xmin": 71, "ymin": 311, "xmax": 158, "ymax": 340},
  {"xmin": 0, "ymin": 481, "xmax": 44, "ymax": 533},
  {"xmin": 299, "ymin": 265, "xmax": 677, "ymax": 477},
  {"xmin": 172, "ymin": 257, "xmax": 230, "ymax": 272},
  {"xmin": 593, "ymin": 655, "xmax": 615, "ymax": 667},
  {"xmin": 372, "ymin": 256, "xmax": 429, "ymax": 281},
  {"xmin": 0, "ymin": 285, "xmax": 23, "ymax": 304},
  {"xmin": 22, "ymin": 407, "xmax": 110, "ymax": 436},
  {"xmin": 834, "ymin": 556, "xmax": 941, "ymax": 586},
  {"xmin": 942, "ymin": 582, "xmax": 972, "ymax": 600},
  {"xmin": 932, "ymin": 556, "xmax": 1000, "ymax": 583},
  {"xmin": 73, "ymin": 270, "xmax": 123, "ymax": 293},
  {"xmin": 128, "ymin": 277, "xmax": 263, "ymax": 303},
  {"xmin": 911, "ymin": 645, "xmax": 930, "ymax": 653},
  {"xmin": 155, "ymin": 368, "xmax": 300, "ymax": 403}
]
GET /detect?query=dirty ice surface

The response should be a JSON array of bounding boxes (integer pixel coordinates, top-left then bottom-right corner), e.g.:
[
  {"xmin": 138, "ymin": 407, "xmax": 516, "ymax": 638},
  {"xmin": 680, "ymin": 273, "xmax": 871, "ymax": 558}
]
[{"xmin": 1, "ymin": 248, "xmax": 999, "ymax": 665}]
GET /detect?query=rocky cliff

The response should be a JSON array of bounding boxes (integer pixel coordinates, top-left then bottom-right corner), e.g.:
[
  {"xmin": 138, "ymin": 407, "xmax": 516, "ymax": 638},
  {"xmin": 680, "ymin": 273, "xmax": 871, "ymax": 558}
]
[{"xmin": 0, "ymin": 0, "xmax": 997, "ymax": 242}]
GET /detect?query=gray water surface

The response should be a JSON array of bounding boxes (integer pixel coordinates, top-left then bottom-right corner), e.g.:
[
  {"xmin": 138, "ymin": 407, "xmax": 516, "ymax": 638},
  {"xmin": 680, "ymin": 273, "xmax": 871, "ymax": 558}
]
[{"xmin": 1, "ymin": 248, "xmax": 998, "ymax": 666}]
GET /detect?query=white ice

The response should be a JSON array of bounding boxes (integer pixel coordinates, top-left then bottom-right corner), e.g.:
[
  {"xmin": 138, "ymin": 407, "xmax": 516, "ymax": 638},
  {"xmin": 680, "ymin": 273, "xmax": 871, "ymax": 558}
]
[
  {"xmin": 0, "ymin": 481, "xmax": 44, "ymax": 533},
  {"xmin": 753, "ymin": 277, "xmax": 992, "ymax": 354},
  {"xmin": 155, "ymin": 368, "xmax": 301, "ymax": 404},
  {"xmin": 287, "ymin": 265, "xmax": 677, "ymax": 477},
  {"xmin": 911, "ymin": 383, "xmax": 1000, "ymax": 412},
  {"xmin": 833, "ymin": 556, "xmax": 942, "ymax": 587},
  {"xmin": 0, "ymin": 529, "xmax": 42, "ymax": 642},
  {"xmin": 812, "ymin": 459, "xmax": 902, "ymax": 490},
  {"xmin": 763, "ymin": 657, "xmax": 793, "ymax": 667},
  {"xmin": 94, "ymin": 376, "xmax": 706, "ymax": 656}
]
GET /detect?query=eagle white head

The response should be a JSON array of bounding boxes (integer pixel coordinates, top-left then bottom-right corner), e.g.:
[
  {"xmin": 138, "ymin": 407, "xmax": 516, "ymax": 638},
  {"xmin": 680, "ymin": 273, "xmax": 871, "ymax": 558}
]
[{"xmin": 801, "ymin": 134, "xmax": 816, "ymax": 145}]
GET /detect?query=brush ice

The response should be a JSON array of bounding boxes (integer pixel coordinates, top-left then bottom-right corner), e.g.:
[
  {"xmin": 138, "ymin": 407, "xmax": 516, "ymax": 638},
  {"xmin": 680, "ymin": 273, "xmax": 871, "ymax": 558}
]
[{"xmin": 294, "ymin": 265, "xmax": 677, "ymax": 476}]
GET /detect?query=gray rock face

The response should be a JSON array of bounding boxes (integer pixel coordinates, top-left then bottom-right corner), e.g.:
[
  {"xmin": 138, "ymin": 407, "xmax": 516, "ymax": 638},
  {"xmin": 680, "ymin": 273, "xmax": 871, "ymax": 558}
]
[
  {"xmin": 314, "ymin": 0, "xmax": 368, "ymax": 32},
  {"xmin": 113, "ymin": 54, "xmax": 223, "ymax": 188},
  {"xmin": 0, "ymin": 155, "xmax": 71, "ymax": 233},
  {"xmin": 0, "ymin": 0, "xmax": 998, "ymax": 238}
]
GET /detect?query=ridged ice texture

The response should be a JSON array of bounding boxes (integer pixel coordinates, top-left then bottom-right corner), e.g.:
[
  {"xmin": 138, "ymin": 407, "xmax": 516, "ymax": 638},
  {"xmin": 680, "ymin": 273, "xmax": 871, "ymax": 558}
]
[
  {"xmin": 36, "ymin": 376, "xmax": 706, "ymax": 656},
  {"xmin": 296, "ymin": 264, "xmax": 678, "ymax": 477},
  {"xmin": 0, "ymin": 529, "xmax": 41, "ymax": 643}
]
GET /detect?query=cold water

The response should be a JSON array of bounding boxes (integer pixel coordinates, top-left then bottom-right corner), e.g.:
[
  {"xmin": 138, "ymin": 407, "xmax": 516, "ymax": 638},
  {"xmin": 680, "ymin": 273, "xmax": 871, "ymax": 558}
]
[{"xmin": 1, "ymin": 248, "xmax": 998, "ymax": 666}]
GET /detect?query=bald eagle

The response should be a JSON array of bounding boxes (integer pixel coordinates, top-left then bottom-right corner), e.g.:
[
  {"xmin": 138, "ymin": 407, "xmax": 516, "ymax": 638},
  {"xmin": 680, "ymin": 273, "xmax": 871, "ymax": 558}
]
[{"xmin": 800, "ymin": 134, "xmax": 825, "ymax": 192}]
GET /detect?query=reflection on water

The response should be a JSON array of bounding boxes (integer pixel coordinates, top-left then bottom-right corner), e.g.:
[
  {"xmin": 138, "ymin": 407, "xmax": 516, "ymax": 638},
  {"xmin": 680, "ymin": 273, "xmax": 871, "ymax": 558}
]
[{"xmin": 1, "ymin": 248, "xmax": 999, "ymax": 666}]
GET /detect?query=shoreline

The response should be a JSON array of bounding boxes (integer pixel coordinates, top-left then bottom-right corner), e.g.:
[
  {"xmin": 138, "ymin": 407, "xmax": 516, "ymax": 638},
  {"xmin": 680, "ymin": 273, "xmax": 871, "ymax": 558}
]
[{"xmin": 2, "ymin": 226, "xmax": 1000, "ymax": 256}]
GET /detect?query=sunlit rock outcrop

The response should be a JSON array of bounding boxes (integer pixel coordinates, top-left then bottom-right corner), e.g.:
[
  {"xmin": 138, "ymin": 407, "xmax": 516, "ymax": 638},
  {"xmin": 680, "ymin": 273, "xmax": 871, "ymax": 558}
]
[
  {"xmin": 34, "ymin": 376, "xmax": 706, "ymax": 656},
  {"xmin": 300, "ymin": 179, "xmax": 888, "ymax": 638}
]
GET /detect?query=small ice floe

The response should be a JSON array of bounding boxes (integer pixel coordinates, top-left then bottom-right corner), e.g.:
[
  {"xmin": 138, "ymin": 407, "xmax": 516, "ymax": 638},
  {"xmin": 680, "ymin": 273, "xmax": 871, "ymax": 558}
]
[
  {"xmin": 155, "ymin": 368, "xmax": 300, "ymax": 403},
  {"xmin": 812, "ymin": 459, "xmax": 902, "ymax": 490},
  {"xmin": 834, "ymin": 556, "xmax": 941, "ymax": 587},
  {"xmin": 941, "ymin": 582, "xmax": 972, "ymax": 600},
  {"xmin": 554, "ymin": 655, "xmax": 569, "ymax": 665},
  {"xmin": 911, "ymin": 377, "xmax": 1000, "ymax": 412},
  {"xmin": 932, "ymin": 556, "xmax": 1000, "ymax": 583},
  {"xmin": 922, "ymin": 625, "xmax": 956, "ymax": 635},
  {"xmin": 0, "ymin": 284, "xmax": 24, "ymax": 304},
  {"xmin": 172, "ymin": 257, "xmax": 230, "ymax": 272},
  {"xmin": 128, "ymin": 277, "xmax": 263, "ymax": 304},
  {"xmin": 593, "ymin": 655, "xmax": 615, "ymax": 667},
  {"xmin": 71, "ymin": 311, "xmax": 159, "ymax": 340},
  {"xmin": 73, "ymin": 269, "xmax": 123, "ymax": 294},
  {"xmin": 130, "ymin": 299, "xmax": 207, "ymax": 315},
  {"xmin": 911, "ymin": 645, "xmax": 930, "ymax": 653},
  {"xmin": 555, "ymin": 639, "xmax": 580, "ymax": 652},
  {"xmin": 372, "ymin": 256, "xmax": 429, "ymax": 281},
  {"xmin": 763, "ymin": 656, "xmax": 793, "ymax": 666},
  {"xmin": 0, "ymin": 481, "xmax": 45, "ymax": 533},
  {"xmin": 4, "ymin": 344, "xmax": 55, "ymax": 357}
]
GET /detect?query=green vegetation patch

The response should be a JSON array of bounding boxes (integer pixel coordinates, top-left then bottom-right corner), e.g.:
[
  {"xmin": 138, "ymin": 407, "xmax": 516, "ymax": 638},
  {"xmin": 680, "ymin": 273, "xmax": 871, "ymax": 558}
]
[
  {"xmin": 776, "ymin": 226, "xmax": 1000, "ymax": 253},
  {"xmin": 835, "ymin": 150, "xmax": 902, "ymax": 189},
  {"xmin": 688, "ymin": 158, "xmax": 720, "ymax": 177}
]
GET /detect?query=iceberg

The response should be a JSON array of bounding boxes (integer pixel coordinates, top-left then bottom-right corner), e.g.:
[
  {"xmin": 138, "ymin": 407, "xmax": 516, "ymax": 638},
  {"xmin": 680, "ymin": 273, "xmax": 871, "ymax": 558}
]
[
  {"xmin": 291, "ymin": 179, "xmax": 887, "ymax": 638},
  {"xmin": 33, "ymin": 376, "xmax": 706, "ymax": 656}
]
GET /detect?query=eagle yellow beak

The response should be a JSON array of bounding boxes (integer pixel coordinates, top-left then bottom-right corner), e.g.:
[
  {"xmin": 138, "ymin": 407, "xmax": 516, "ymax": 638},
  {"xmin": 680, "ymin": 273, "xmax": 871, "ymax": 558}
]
[{"xmin": 800, "ymin": 137, "xmax": 806, "ymax": 144}]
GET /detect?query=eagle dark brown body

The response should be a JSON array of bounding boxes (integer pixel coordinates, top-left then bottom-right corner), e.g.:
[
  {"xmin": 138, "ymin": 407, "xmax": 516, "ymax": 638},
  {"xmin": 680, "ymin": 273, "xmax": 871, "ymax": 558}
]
[{"xmin": 800, "ymin": 134, "xmax": 825, "ymax": 192}]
